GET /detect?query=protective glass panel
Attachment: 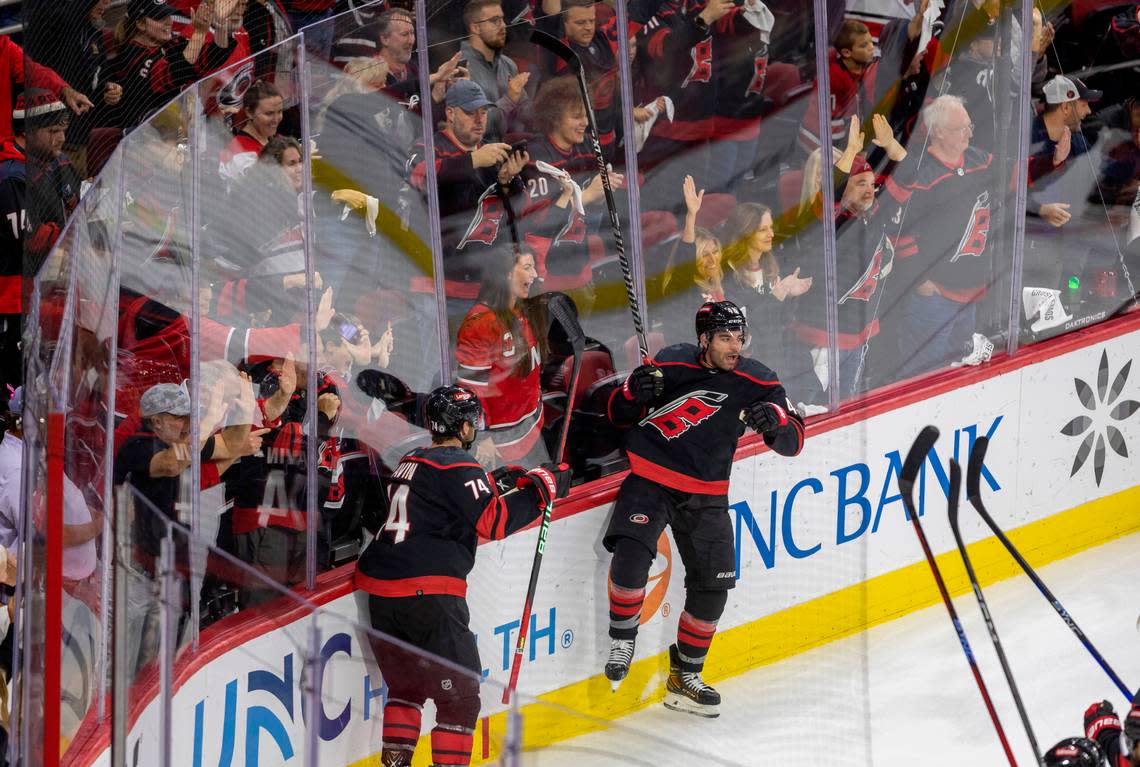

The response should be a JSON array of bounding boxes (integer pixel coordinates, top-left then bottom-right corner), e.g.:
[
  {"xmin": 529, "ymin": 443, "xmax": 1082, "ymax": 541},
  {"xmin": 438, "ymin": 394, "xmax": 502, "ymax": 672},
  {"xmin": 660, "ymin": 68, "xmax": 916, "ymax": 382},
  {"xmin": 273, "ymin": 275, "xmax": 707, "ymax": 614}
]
[
  {"xmin": 302, "ymin": 6, "xmax": 441, "ymax": 578},
  {"xmin": 423, "ymin": 0, "xmax": 639, "ymax": 478},
  {"xmin": 1017, "ymin": 0, "xmax": 1139, "ymax": 344}
]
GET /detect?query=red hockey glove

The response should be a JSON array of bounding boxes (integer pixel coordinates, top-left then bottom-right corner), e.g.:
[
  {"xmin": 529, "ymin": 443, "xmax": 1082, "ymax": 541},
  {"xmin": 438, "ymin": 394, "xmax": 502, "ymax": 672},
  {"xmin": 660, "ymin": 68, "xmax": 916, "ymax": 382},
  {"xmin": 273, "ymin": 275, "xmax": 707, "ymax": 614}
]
[
  {"xmin": 622, "ymin": 364, "xmax": 664, "ymax": 404},
  {"xmin": 744, "ymin": 401, "xmax": 788, "ymax": 436},
  {"xmin": 1124, "ymin": 694, "xmax": 1140, "ymax": 746},
  {"xmin": 521, "ymin": 463, "xmax": 572, "ymax": 507},
  {"xmin": 1084, "ymin": 700, "xmax": 1122, "ymax": 742}
]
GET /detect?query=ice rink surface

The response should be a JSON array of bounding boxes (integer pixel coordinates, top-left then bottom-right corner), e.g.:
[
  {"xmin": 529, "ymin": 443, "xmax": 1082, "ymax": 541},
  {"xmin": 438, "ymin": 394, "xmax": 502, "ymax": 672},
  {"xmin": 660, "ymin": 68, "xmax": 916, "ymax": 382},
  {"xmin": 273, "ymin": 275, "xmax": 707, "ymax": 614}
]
[{"xmin": 524, "ymin": 532, "xmax": 1140, "ymax": 766}]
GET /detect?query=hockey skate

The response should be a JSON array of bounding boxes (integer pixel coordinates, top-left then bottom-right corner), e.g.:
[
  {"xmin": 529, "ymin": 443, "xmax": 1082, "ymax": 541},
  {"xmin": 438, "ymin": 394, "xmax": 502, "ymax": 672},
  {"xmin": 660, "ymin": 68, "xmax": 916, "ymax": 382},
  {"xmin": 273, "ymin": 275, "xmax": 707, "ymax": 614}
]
[
  {"xmin": 604, "ymin": 638, "xmax": 635, "ymax": 691},
  {"xmin": 663, "ymin": 644, "xmax": 720, "ymax": 718}
]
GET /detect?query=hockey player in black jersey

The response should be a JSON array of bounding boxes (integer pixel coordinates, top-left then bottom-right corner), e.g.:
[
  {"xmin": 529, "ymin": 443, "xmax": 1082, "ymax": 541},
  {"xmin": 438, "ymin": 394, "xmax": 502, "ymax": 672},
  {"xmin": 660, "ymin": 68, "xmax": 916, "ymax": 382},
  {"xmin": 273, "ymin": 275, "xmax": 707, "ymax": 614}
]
[
  {"xmin": 602, "ymin": 300, "xmax": 804, "ymax": 717},
  {"xmin": 355, "ymin": 385, "xmax": 570, "ymax": 767}
]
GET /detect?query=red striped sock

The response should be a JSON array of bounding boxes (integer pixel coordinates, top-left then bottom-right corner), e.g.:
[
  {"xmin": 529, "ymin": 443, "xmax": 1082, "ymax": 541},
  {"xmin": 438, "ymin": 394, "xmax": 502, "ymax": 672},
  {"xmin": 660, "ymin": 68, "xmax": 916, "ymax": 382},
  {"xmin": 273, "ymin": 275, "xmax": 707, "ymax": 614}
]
[
  {"xmin": 608, "ymin": 578, "xmax": 646, "ymax": 639},
  {"xmin": 676, "ymin": 611, "xmax": 718, "ymax": 670},
  {"xmin": 382, "ymin": 698, "xmax": 423, "ymax": 754},
  {"xmin": 431, "ymin": 723, "xmax": 475, "ymax": 765}
]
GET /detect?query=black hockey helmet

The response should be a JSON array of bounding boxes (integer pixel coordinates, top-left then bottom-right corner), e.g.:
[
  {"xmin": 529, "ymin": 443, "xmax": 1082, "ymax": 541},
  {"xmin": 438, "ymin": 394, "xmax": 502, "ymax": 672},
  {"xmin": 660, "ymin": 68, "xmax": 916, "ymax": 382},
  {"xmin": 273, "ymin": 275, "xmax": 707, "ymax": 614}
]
[
  {"xmin": 1044, "ymin": 738, "xmax": 1106, "ymax": 766},
  {"xmin": 695, "ymin": 300, "xmax": 747, "ymax": 342},
  {"xmin": 425, "ymin": 385, "xmax": 484, "ymax": 443}
]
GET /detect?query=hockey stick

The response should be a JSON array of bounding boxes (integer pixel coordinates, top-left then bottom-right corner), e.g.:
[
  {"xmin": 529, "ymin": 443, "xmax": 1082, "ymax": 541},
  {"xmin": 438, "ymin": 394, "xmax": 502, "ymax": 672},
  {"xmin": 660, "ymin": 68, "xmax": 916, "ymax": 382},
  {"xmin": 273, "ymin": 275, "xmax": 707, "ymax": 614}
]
[
  {"xmin": 950, "ymin": 457, "xmax": 1044, "ymax": 766},
  {"xmin": 966, "ymin": 436, "xmax": 1134, "ymax": 700},
  {"xmin": 527, "ymin": 27, "xmax": 650, "ymax": 361},
  {"xmin": 900, "ymin": 426, "xmax": 1019, "ymax": 766},
  {"xmin": 502, "ymin": 293, "xmax": 586, "ymax": 704}
]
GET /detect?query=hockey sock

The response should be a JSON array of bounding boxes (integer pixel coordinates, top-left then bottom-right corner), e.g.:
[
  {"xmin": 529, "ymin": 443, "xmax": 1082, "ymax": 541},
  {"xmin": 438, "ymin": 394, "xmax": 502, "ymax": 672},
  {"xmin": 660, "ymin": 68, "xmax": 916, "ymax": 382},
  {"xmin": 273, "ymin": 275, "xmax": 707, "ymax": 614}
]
[
  {"xmin": 432, "ymin": 691, "xmax": 480, "ymax": 766},
  {"xmin": 381, "ymin": 697, "xmax": 424, "ymax": 757},
  {"xmin": 675, "ymin": 590, "xmax": 727, "ymax": 671},
  {"xmin": 609, "ymin": 538, "xmax": 653, "ymax": 640}
]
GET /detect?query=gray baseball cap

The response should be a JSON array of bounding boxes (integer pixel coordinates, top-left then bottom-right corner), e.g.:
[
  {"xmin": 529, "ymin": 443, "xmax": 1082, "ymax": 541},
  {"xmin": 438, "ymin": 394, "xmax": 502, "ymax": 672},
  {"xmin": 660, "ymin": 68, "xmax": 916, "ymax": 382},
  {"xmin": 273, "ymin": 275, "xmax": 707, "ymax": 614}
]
[
  {"xmin": 139, "ymin": 383, "xmax": 191, "ymax": 418},
  {"xmin": 445, "ymin": 80, "xmax": 492, "ymax": 111}
]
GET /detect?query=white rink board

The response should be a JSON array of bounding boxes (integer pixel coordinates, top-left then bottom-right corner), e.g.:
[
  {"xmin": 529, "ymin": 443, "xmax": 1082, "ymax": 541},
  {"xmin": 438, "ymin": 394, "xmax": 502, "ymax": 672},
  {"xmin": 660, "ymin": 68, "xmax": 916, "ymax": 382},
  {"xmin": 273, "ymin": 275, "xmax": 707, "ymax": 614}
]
[{"xmin": 84, "ymin": 328, "xmax": 1140, "ymax": 766}]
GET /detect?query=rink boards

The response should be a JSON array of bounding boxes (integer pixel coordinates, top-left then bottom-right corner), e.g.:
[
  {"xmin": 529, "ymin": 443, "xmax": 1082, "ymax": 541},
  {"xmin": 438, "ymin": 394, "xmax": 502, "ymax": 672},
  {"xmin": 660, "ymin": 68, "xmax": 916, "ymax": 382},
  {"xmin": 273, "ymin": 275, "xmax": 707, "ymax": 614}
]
[{"xmin": 72, "ymin": 318, "xmax": 1140, "ymax": 766}]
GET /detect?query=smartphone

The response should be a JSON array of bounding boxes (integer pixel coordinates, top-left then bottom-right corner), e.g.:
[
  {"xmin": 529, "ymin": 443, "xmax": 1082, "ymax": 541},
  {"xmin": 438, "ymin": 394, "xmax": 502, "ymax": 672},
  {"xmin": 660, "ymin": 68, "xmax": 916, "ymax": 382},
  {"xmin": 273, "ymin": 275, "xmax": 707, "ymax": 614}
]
[
  {"xmin": 510, "ymin": 139, "xmax": 528, "ymax": 155},
  {"xmin": 457, "ymin": 58, "xmax": 468, "ymax": 69}
]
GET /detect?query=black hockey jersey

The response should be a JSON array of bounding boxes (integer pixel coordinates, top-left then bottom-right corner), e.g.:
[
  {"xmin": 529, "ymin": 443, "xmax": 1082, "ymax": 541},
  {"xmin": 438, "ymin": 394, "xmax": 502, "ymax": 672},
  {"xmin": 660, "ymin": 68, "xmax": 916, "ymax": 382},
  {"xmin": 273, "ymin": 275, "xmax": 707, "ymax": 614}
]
[
  {"xmin": 883, "ymin": 146, "xmax": 994, "ymax": 303},
  {"xmin": 407, "ymin": 129, "xmax": 526, "ymax": 289},
  {"xmin": 519, "ymin": 135, "xmax": 591, "ymax": 276},
  {"xmin": 355, "ymin": 445, "xmax": 545, "ymax": 598},
  {"xmin": 607, "ymin": 343, "xmax": 804, "ymax": 495}
]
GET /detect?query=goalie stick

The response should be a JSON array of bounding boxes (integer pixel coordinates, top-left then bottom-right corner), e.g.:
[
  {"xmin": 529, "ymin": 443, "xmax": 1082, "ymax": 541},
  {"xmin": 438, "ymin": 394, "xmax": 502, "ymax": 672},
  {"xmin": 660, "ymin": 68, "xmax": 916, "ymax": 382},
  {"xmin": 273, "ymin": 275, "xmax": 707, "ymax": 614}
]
[
  {"xmin": 966, "ymin": 436, "xmax": 1135, "ymax": 700},
  {"xmin": 527, "ymin": 27, "xmax": 650, "ymax": 361},
  {"xmin": 502, "ymin": 292, "xmax": 587, "ymax": 704},
  {"xmin": 900, "ymin": 426, "xmax": 1019, "ymax": 766},
  {"xmin": 950, "ymin": 457, "xmax": 1044, "ymax": 766}
]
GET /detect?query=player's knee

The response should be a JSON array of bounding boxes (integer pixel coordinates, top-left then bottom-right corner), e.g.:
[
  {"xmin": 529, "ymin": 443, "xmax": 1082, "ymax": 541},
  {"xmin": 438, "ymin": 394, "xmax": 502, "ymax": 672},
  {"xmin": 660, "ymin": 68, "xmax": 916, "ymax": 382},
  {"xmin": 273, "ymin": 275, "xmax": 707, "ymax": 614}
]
[
  {"xmin": 684, "ymin": 589, "xmax": 728, "ymax": 622},
  {"xmin": 610, "ymin": 536, "xmax": 655, "ymax": 588},
  {"xmin": 435, "ymin": 686, "xmax": 481, "ymax": 730}
]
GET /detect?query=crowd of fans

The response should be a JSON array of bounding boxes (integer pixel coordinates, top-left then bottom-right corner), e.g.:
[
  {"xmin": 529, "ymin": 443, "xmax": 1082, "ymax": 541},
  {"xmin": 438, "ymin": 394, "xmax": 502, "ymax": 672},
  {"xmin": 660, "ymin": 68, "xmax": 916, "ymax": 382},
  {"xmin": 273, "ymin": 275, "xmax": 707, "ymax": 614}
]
[{"xmin": 3, "ymin": 0, "xmax": 1140, "ymax": 754}]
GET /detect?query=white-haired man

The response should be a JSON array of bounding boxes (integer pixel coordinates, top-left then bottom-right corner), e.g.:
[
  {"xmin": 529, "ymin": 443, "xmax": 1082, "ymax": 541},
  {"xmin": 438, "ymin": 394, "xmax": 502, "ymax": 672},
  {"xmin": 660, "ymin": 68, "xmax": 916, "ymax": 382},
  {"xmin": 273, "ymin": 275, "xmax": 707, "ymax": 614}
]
[{"xmin": 881, "ymin": 94, "xmax": 995, "ymax": 380}]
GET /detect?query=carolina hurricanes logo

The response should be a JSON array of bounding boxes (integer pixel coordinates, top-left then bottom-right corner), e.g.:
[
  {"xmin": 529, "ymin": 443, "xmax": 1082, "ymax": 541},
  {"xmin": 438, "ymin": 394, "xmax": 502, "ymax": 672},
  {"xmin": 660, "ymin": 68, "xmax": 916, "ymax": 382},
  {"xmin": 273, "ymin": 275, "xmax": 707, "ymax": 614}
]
[
  {"xmin": 216, "ymin": 62, "xmax": 256, "ymax": 111},
  {"xmin": 554, "ymin": 212, "xmax": 587, "ymax": 247},
  {"xmin": 592, "ymin": 69, "xmax": 617, "ymax": 110},
  {"xmin": 641, "ymin": 390, "xmax": 728, "ymax": 440},
  {"xmin": 683, "ymin": 39, "xmax": 713, "ymax": 87},
  {"xmin": 950, "ymin": 190, "xmax": 991, "ymax": 262},
  {"xmin": 457, "ymin": 185, "xmax": 505, "ymax": 249},
  {"xmin": 840, "ymin": 235, "xmax": 894, "ymax": 304},
  {"xmin": 745, "ymin": 48, "xmax": 769, "ymax": 96}
]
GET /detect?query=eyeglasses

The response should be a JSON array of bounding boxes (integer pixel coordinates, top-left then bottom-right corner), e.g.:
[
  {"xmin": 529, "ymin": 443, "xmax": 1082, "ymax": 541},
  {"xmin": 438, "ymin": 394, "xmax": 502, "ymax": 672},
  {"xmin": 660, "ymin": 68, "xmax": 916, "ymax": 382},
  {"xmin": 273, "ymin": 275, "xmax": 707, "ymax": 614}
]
[
  {"xmin": 476, "ymin": 15, "xmax": 506, "ymax": 26},
  {"xmin": 949, "ymin": 122, "xmax": 974, "ymax": 134}
]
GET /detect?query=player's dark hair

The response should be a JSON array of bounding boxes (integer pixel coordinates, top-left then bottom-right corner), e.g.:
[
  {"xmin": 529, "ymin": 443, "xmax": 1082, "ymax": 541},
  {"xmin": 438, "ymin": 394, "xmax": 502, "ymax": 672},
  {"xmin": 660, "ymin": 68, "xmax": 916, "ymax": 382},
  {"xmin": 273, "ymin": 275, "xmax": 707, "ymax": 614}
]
[
  {"xmin": 720, "ymin": 202, "xmax": 779, "ymax": 285},
  {"xmin": 533, "ymin": 76, "xmax": 585, "ymax": 137},
  {"xmin": 471, "ymin": 246, "xmax": 547, "ymax": 377},
  {"xmin": 242, "ymin": 79, "xmax": 282, "ymax": 115},
  {"xmin": 463, "ymin": 0, "xmax": 502, "ymax": 30},
  {"xmin": 834, "ymin": 19, "xmax": 870, "ymax": 54}
]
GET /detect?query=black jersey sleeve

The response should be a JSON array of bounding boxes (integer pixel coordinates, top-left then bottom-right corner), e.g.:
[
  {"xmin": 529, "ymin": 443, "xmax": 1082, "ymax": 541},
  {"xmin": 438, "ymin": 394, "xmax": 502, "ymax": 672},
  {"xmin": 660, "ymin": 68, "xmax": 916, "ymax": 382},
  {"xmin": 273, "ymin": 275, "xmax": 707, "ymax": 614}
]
[
  {"xmin": 447, "ymin": 463, "xmax": 545, "ymax": 541},
  {"xmin": 736, "ymin": 359, "xmax": 805, "ymax": 457}
]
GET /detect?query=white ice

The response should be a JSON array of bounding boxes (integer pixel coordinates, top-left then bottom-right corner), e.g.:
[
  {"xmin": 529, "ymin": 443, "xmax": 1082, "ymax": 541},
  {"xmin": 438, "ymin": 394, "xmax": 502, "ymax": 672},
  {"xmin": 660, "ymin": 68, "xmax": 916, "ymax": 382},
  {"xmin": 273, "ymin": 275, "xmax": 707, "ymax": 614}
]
[{"xmin": 524, "ymin": 532, "xmax": 1140, "ymax": 766}]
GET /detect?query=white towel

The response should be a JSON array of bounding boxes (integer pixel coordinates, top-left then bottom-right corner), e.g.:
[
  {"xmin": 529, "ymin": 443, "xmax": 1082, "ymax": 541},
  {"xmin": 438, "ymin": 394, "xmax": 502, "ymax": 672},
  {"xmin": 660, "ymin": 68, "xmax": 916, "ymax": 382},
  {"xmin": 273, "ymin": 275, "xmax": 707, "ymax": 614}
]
[
  {"xmin": 535, "ymin": 160, "xmax": 585, "ymax": 215},
  {"xmin": 633, "ymin": 96, "xmax": 674, "ymax": 153}
]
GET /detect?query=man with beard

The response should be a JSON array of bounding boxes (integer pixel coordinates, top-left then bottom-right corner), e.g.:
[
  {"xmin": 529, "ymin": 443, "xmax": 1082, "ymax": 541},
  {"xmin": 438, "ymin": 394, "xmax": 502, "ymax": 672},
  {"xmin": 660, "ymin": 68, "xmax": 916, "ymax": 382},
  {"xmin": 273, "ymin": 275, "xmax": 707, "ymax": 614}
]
[
  {"xmin": 406, "ymin": 80, "xmax": 528, "ymax": 318},
  {"xmin": 460, "ymin": 0, "xmax": 531, "ymax": 144}
]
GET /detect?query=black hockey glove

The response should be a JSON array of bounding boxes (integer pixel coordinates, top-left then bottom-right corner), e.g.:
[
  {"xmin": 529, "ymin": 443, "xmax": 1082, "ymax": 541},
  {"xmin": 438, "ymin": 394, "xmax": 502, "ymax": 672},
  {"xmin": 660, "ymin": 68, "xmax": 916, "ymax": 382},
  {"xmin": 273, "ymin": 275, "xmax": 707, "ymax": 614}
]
[
  {"xmin": 1127, "ymin": 696, "xmax": 1140, "ymax": 746},
  {"xmin": 621, "ymin": 364, "xmax": 664, "ymax": 404},
  {"xmin": 490, "ymin": 464, "xmax": 527, "ymax": 494},
  {"xmin": 743, "ymin": 401, "xmax": 789, "ymax": 436},
  {"xmin": 1084, "ymin": 700, "xmax": 1122, "ymax": 742},
  {"xmin": 521, "ymin": 463, "xmax": 573, "ymax": 508}
]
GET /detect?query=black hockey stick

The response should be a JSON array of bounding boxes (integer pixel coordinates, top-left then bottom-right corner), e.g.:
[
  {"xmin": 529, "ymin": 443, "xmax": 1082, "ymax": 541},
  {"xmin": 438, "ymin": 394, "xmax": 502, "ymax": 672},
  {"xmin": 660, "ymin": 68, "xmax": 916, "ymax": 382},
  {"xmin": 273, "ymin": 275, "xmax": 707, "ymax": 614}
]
[
  {"xmin": 527, "ymin": 27, "xmax": 649, "ymax": 361},
  {"xmin": 502, "ymin": 292, "xmax": 586, "ymax": 704},
  {"xmin": 950, "ymin": 457, "xmax": 1044, "ymax": 766},
  {"xmin": 900, "ymin": 426, "xmax": 1019, "ymax": 766},
  {"xmin": 966, "ymin": 436, "xmax": 1134, "ymax": 700}
]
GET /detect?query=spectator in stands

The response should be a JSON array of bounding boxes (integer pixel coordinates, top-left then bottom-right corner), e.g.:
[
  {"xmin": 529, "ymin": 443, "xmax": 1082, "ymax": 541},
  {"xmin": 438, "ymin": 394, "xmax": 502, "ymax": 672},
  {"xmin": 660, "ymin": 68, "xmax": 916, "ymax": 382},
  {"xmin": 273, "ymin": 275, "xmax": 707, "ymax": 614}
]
[
  {"xmin": 114, "ymin": 380, "xmax": 262, "ymax": 669},
  {"xmin": 882, "ymin": 94, "xmax": 994, "ymax": 380},
  {"xmin": 0, "ymin": 90, "xmax": 81, "ymax": 384},
  {"xmin": 407, "ymin": 80, "xmax": 528, "ymax": 317},
  {"xmin": 0, "ymin": 34, "xmax": 92, "ymax": 142},
  {"xmin": 99, "ymin": 0, "xmax": 238, "ymax": 133},
  {"xmin": 330, "ymin": 0, "xmax": 387, "ymax": 64},
  {"xmin": 460, "ymin": 0, "xmax": 531, "ymax": 144},
  {"xmin": 456, "ymin": 245, "xmax": 549, "ymax": 468},
  {"xmin": 538, "ymin": 0, "xmax": 623, "ymax": 161},
  {"xmin": 282, "ymin": 0, "xmax": 337, "ymax": 58},
  {"xmin": 1100, "ymin": 97, "xmax": 1140, "ymax": 211},
  {"xmin": 1023, "ymin": 75, "xmax": 1099, "ymax": 292},
  {"xmin": 219, "ymin": 79, "xmax": 285, "ymax": 182},
  {"xmin": 521, "ymin": 76, "xmax": 625, "ymax": 279}
]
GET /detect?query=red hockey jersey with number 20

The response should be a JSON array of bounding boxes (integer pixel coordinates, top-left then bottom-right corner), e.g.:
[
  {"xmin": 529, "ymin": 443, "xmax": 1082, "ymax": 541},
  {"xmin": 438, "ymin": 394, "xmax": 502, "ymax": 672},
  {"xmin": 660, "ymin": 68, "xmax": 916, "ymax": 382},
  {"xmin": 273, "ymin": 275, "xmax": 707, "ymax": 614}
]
[{"xmin": 608, "ymin": 343, "xmax": 805, "ymax": 495}]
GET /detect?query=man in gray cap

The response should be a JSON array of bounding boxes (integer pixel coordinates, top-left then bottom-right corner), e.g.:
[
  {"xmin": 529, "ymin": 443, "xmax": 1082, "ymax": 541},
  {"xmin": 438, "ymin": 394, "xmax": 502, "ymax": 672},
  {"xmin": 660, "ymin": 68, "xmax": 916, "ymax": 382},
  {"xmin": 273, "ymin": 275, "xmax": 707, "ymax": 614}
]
[{"xmin": 406, "ymin": 79, "xmax": 529, "ymax": 317}]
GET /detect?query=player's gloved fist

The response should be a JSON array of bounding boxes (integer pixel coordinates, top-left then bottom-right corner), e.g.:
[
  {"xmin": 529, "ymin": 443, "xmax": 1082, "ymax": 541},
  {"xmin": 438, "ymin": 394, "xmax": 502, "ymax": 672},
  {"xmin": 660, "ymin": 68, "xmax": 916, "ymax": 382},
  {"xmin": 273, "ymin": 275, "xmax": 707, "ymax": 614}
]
[
  {"xmin": 1124, "ymin": 694, "xmax": 1140, "ymax": 742},
  {"xmin": 522, "ymin": 463, "xmax": 572, "ymax": 507},
  {"xmin": 490, "ymin": 464, "xmax": 527, "ymax": 494},
  {"xmin": 622, "ymin": 364, "xmax": 664, "ymax": 404},
  {"xmin": 1083, "ymin": 700, "xmax": 1122, "ymax": 741},
  {"xmin": 744, "ymin": 401, "xmax": 788, "ymax": 435}
]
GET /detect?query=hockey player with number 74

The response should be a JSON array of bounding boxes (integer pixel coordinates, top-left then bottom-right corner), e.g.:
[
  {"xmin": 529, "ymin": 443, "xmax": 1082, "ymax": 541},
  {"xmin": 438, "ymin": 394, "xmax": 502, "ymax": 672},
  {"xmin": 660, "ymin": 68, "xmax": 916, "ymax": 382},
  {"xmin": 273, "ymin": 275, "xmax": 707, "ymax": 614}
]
[
  {"xmin": 602, "ymin": 300, "xmax": 805, "ymax": 717},
  {"xmin": 354, "ymin": 385, "xmax": 571, "ymax": 767}
]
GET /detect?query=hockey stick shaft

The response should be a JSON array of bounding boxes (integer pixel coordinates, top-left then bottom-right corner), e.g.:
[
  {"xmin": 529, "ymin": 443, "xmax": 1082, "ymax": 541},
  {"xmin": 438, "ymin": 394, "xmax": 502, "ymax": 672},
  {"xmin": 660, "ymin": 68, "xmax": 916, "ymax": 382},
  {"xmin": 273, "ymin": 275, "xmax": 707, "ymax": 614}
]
[
  {"xmin": 528, "ymin": 28, "xmax": 649, "ymax": 360},
  {"xmin": 966, "ymin": 437, "xmax": 1134, "ymax": 700},
  {"xmin": 950, "ymin": 459, "xmax": 1043, "ymax": 765},
  {"xmin": 502, "ymin": 502, "xmax": 553, "ymax": 704},
  {"xmin": 900, "ymin": 427, "xmax": 1019, "ymax": 766}
]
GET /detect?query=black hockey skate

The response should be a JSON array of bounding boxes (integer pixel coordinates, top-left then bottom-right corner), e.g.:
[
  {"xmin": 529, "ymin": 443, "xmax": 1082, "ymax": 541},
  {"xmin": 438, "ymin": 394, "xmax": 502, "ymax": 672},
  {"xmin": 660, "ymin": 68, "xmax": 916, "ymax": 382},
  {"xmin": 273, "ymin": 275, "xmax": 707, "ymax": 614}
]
[
  {"xmin": 381, "ymin": 748, "xmax": 412, "ymax": 767},
  {"xmin": 604, "ymin": 638, "xmax": 635, "ymax": 691},
  {"xmin": 663, "ymin": 644, "xmax": 720, "ymax": 718}
]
